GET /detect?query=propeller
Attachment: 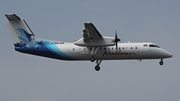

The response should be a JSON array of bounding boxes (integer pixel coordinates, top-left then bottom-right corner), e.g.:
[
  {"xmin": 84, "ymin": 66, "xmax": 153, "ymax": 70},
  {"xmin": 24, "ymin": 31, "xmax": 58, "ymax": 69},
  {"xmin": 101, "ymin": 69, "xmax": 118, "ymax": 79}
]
[{"xmin": 114, "ymin": 31, "xmax": 120, "ymax": 49}]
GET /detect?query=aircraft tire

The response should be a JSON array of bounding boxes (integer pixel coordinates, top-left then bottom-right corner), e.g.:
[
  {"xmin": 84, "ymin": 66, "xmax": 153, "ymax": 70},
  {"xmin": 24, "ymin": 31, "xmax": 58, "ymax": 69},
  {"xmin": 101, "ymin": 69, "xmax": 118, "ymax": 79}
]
[
  {"xmin": 95, "ymin": 65, "xmax": 100, "ymax": 71},
  {"xmin": 90, "ymin": 56, "xmax": 95, "ymax": 62},
  {"xmin": 159, "ymin": 60, "xmax": 163, "ymax": 65}
]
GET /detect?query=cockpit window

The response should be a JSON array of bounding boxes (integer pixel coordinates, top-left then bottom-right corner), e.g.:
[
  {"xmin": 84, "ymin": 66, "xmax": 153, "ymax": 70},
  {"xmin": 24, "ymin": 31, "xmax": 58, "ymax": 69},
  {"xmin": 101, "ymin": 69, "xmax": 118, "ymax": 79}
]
[{"xmin": 149, "ymin": 44, "xmax": 160, "ymax": 48}]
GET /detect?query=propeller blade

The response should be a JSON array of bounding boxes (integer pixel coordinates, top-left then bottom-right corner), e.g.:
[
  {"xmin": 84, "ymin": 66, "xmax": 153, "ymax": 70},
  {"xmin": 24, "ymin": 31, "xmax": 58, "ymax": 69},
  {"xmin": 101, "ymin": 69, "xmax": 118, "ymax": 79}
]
[
  {"xmin": 115, "ymin": 31, "xmax": 120, "ymax": 42},
  {"xmin": 114, "ymin": 31, "xmax": 120, "ymax": 49},
  {"xmin": 116, "ymin": 41, "xmax": 118, "ymax": 49}
]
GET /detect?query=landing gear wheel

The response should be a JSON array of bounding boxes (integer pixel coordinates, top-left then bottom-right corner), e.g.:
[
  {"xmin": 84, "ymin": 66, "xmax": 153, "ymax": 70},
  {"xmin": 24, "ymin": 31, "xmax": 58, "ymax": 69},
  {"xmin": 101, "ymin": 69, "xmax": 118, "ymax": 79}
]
[
  {"xmin": 159, "ymin": 60, "xmax": 163, "ymax": 65},
  {"xmin": 90, "ymin": 56, "xmax": 95, "ymax": 62},
  {"xmin": 95, "ymin": 65, "xmax": 100, "ymax": 71}
]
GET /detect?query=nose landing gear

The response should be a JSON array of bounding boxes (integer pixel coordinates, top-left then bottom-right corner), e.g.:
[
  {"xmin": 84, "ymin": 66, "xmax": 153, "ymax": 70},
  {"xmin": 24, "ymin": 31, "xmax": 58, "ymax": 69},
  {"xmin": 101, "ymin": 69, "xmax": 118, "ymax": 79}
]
[{"xmin": 159, "ymin": 59, "xmax": 163, "ymax": 65}]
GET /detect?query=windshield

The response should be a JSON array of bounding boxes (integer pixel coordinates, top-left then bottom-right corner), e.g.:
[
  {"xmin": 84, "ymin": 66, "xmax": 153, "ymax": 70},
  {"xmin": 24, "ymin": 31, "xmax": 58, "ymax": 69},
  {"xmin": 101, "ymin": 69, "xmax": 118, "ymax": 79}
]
[{"xmin": 149, "ymin": 44, "xmax": 160, "ymax": 48}]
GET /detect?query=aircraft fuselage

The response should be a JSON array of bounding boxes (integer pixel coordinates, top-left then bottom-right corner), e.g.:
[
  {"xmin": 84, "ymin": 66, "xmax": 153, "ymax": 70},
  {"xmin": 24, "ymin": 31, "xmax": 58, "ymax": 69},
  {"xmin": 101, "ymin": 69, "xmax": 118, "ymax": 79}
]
[{"xmin": 15, "ymin": 42, "xmax": 172, "ymax": 61}]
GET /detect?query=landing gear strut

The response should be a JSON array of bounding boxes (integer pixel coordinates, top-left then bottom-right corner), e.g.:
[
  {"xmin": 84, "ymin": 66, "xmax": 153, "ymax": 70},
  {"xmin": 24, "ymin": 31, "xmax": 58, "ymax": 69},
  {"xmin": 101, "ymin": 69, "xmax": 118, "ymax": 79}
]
[
  {"xmin": 159, "ymin": 59, "xmax": 163, "ymax": 65},
  {"xmin": 95, "ymin": 60, "xmax": 102, "ymax": 71},
  {"xmin": 90, "ymin": 47, "xmax": 99, "ymax": 62}
]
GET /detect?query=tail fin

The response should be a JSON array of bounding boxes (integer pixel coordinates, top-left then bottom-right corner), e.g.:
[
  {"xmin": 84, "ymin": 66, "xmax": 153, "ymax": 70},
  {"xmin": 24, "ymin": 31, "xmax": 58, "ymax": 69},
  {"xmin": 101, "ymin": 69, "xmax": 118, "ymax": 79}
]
[{"xmin": 5, "ymin": 14, "xmax": 35, "ymax": 47}]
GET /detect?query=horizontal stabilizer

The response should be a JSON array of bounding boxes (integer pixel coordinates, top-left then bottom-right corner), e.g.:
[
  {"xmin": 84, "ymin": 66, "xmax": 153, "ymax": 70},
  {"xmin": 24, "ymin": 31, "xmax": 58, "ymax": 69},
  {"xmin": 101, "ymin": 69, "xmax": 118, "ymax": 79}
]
[{"xmin": 5, "ymin": 14, "xmax": 21, "ymax": 21}]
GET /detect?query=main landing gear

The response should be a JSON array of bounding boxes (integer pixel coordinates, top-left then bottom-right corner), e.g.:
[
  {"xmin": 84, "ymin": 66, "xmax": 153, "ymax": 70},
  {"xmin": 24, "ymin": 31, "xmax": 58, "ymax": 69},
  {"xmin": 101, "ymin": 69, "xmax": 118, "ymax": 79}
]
[
  {"xmin": 89, "ymin": 47, "xmax": 102, "ymax": 71},
  {"xmin": 95, "ymin": 60, "xmax": 102, "ymax": 71},
  {"xmin": 95, "ymin": 65, "xmax": 100, "ymax": 71},
  {"xmin": 89, "ymin": 57, "xmax": 102, "ymax": 71},
  {"xmin": 159, "ymin": 59, "xmax": 163, "ymax": 65},
  {"xmin": 90, "ymin": 56, "xmax": 95, "ymax": 62}
]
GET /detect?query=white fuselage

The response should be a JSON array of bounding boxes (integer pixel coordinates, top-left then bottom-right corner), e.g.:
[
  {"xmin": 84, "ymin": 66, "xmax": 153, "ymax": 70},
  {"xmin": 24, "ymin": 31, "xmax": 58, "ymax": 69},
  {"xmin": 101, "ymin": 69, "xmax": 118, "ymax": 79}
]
[{"xmin": 55, "ymin": 42, "xmax": 172, "ymax": 60}]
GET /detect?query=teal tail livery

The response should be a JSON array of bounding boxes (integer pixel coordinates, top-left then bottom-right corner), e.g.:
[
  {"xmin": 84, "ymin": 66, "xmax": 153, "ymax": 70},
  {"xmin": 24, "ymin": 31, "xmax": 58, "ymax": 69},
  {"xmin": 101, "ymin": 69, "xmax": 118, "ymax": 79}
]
[
  {"xmin": 5, "ymin": 14, "xmax": 75, "ymax": 60},
  {"xmin": 5, "ymin": 14, "xmax": 172, "ymax": 71},
  {"xmin": 6, "ymin": 14, "xmax": 35, "ymax": 46}
]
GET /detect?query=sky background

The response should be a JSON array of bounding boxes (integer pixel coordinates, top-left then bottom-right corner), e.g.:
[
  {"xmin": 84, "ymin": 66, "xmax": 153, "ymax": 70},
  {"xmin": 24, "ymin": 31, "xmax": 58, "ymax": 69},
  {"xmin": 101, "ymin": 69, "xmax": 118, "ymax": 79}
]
[{"xmin": 0, "ymin": 0, "xmax": 179, "ymax": 101}]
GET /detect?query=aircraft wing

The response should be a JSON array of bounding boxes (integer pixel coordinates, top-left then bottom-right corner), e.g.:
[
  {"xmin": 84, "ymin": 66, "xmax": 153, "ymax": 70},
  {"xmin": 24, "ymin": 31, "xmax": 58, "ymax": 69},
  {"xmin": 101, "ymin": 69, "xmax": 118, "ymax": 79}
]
[
  {"xmin": 74, "ymin": 22, "xmax": 115, "ymax": 46},
  {"xmin": 83, "ymin": 22, "xmax": 102, "ymax": 40}
]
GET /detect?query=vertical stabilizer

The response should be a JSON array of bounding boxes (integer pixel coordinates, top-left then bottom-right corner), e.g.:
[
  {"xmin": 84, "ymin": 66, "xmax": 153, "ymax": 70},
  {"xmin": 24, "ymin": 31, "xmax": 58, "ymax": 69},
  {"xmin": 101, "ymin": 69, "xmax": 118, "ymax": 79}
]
[{"xmin": 5, "ymin": 14, "xmax": 35, "ymax": 47}]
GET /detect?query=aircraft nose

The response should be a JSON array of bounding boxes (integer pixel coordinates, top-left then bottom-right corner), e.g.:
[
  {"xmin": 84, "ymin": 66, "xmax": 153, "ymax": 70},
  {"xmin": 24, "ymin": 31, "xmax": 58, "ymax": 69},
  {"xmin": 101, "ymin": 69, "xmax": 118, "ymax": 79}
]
[
  {"xmin": 163, "ymin": 50, "xmax": 173, "ymax": 58},
  {"xmin": 166, "ymin": 52, "xmax": 173, "ymax": 58},
  {"xmin": 161, "ymin": 49, "xmax": 172, "ymax": 58}
]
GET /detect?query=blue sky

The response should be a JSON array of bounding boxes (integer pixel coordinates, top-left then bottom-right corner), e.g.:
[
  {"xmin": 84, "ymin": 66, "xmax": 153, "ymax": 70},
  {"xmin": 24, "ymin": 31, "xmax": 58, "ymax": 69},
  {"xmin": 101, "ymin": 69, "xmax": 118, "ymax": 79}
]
[{"xmin": 0, "ymin": 0, "xmax": 179, "ymax": 101}]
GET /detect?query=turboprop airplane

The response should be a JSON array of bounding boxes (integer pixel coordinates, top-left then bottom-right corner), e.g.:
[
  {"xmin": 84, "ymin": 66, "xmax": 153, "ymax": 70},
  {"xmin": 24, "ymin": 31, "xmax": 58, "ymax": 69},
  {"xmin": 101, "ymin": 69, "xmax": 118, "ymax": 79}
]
[{"xmin": 5, "ymin": 14, "xmax": 172, "ymax": 71}]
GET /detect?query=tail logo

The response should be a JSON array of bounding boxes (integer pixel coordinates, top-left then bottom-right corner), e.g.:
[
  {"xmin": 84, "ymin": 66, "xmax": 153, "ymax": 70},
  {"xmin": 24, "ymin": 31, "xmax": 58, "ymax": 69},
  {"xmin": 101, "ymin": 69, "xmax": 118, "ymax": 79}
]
[{"xmin": 15, "ymin": 28, "xmax": 35, "ymax": 46}]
